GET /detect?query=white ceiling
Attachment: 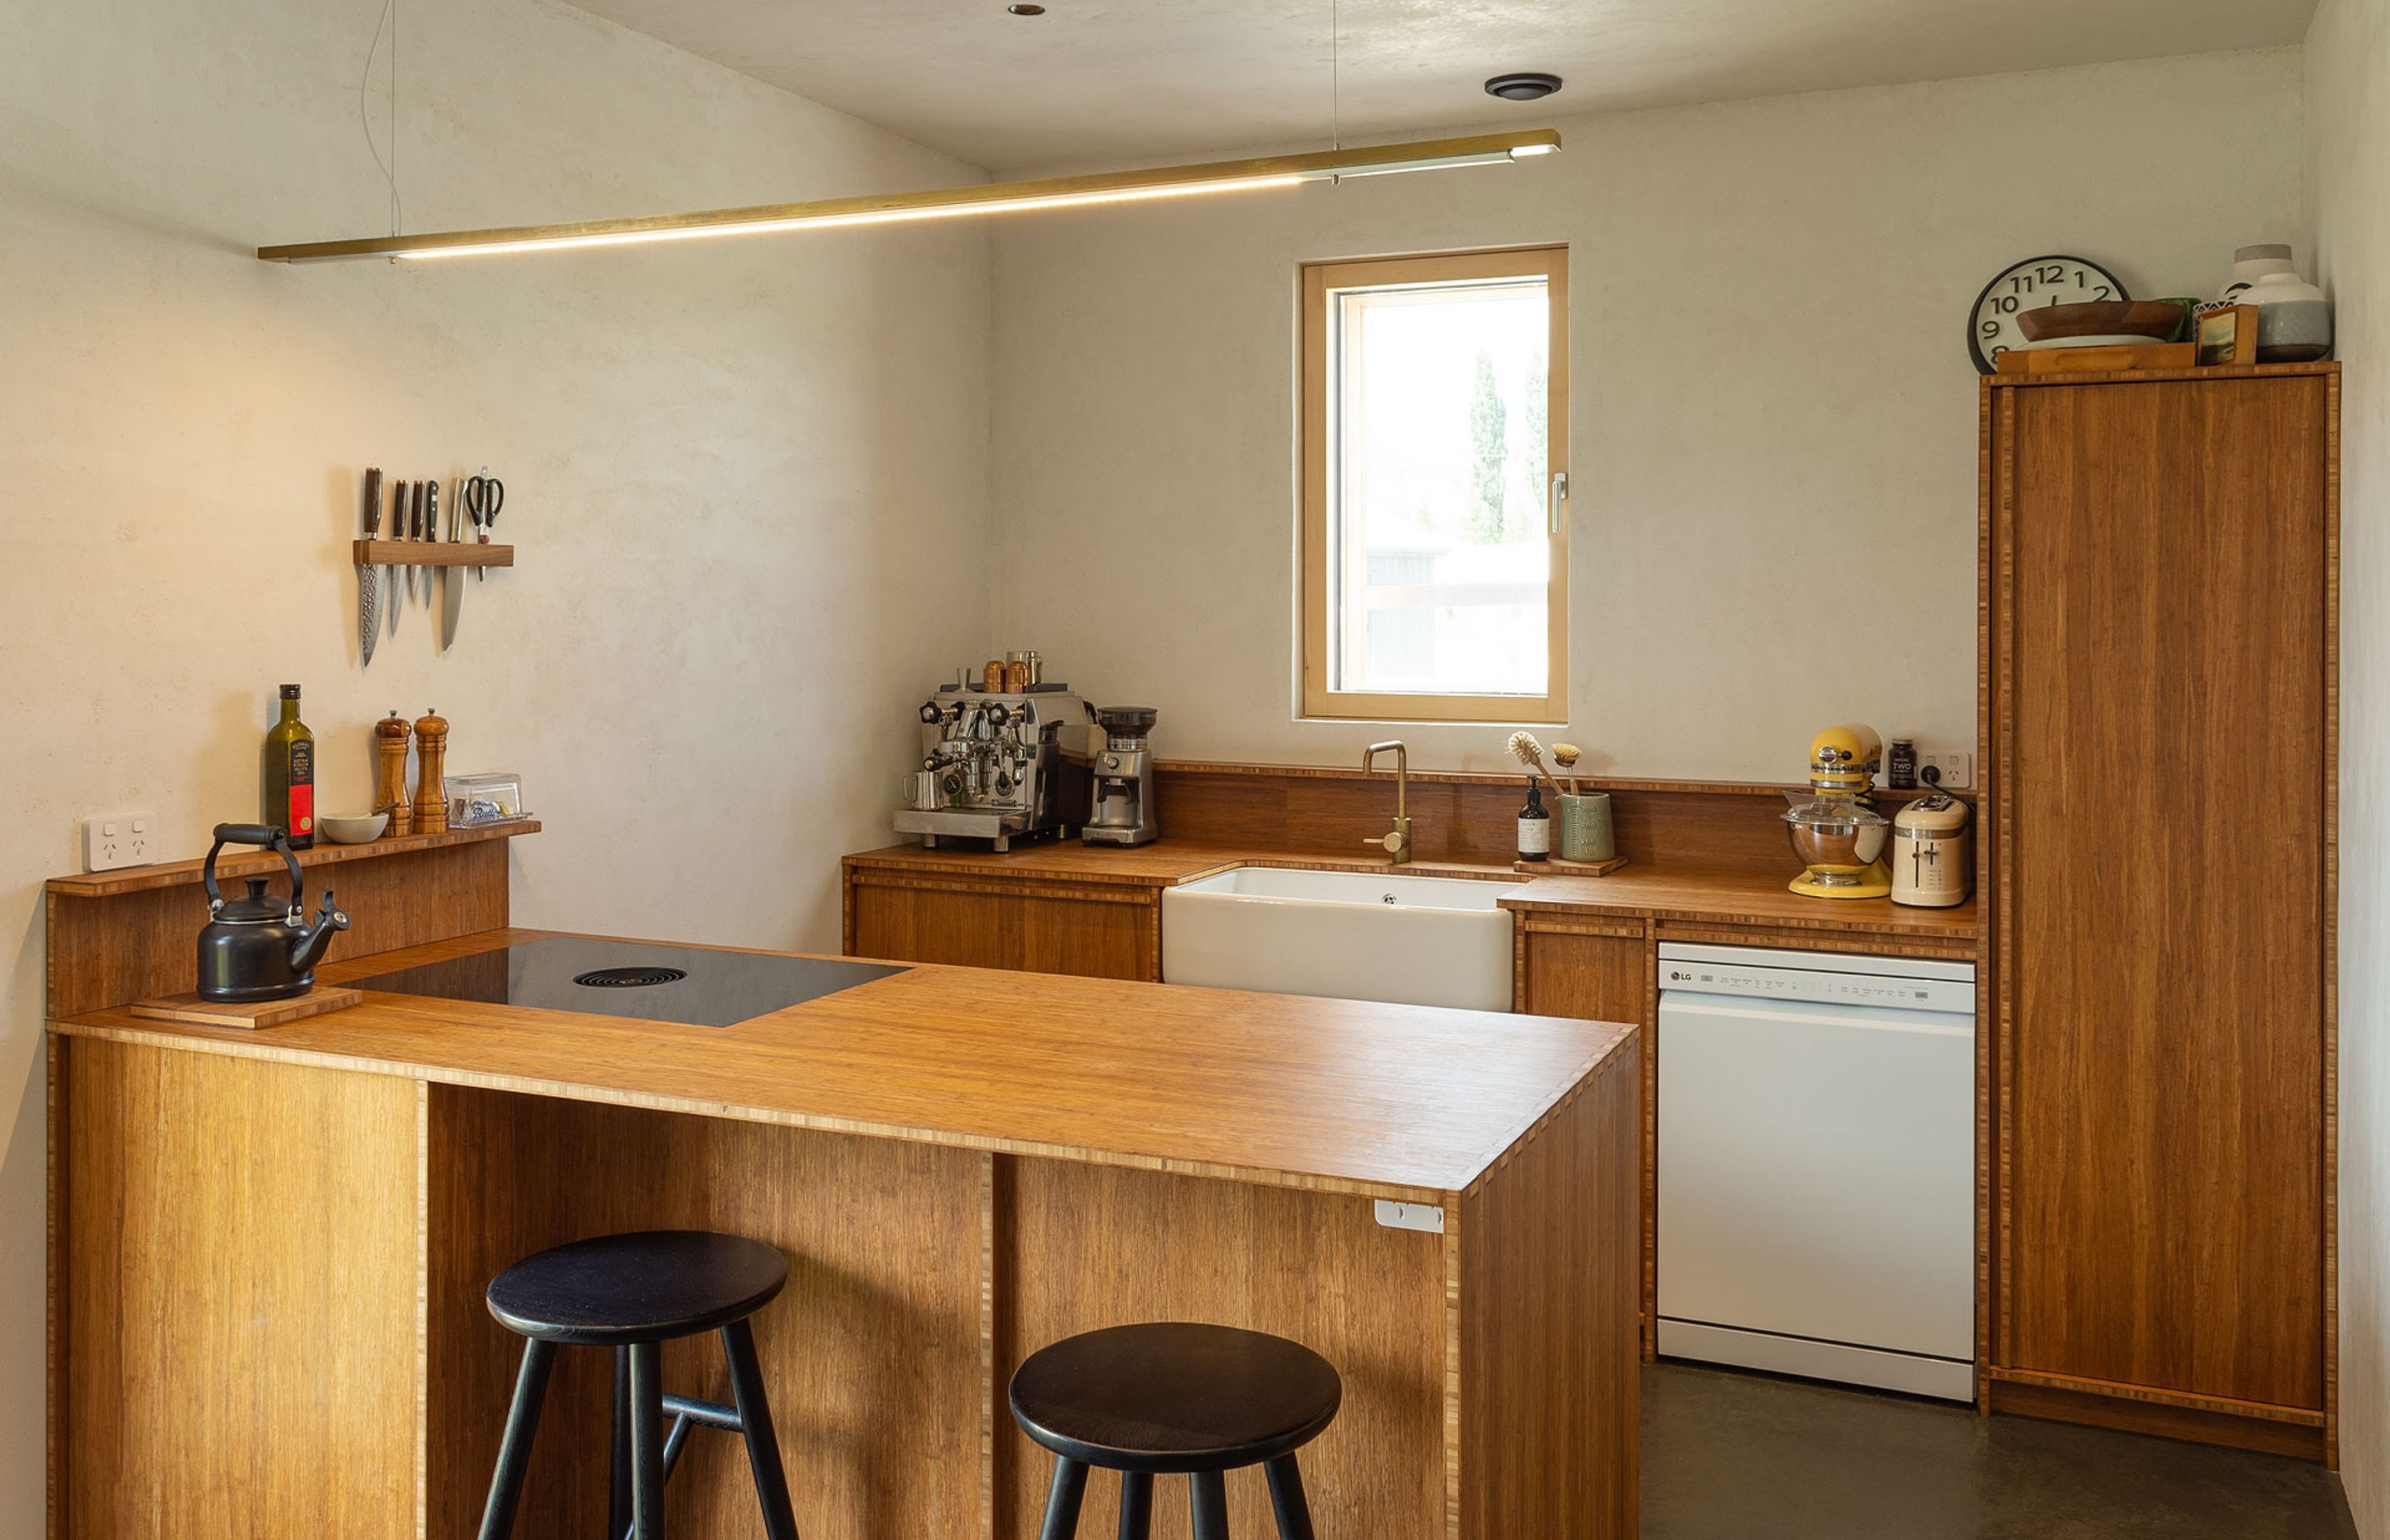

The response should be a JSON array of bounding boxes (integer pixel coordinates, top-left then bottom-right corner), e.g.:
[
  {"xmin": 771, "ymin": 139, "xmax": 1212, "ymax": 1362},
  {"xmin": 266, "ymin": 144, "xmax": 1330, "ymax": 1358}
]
[{"xmin": 570, "ymin": 0, "xmax": 2318, "ymax": 174}]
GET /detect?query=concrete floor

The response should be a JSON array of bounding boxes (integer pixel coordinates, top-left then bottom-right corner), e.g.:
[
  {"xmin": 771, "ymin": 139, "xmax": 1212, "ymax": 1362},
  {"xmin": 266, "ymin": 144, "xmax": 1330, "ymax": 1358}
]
[{"xmin": 1643, "ymin": 1363, "xmax": 2359, "ymax": 1539}]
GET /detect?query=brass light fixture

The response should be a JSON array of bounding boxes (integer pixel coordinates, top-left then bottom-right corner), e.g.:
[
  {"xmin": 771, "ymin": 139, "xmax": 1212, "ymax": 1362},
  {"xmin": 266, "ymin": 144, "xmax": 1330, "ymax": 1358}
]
[{"xmin": 256, "ymin": 129, "xmax": 1560, "ymax": 264}]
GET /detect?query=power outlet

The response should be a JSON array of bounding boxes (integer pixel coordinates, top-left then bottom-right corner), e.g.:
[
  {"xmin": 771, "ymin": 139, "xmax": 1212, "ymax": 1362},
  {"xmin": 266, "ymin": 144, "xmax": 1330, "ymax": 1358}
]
[
  {"xmin": 81, "ymin": 812, "xmax": 159, "ymax": 873},
  {"xmin": 1917, "ymin": 753, "xmax": 1973, "ymax": 792}
]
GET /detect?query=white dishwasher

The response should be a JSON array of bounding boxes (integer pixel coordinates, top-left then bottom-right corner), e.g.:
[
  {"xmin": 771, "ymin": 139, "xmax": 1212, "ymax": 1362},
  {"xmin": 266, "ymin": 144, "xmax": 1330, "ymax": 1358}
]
[{"xmin": 1656, "ymin": 942, "xmax": 1976, "ymax": 1401}]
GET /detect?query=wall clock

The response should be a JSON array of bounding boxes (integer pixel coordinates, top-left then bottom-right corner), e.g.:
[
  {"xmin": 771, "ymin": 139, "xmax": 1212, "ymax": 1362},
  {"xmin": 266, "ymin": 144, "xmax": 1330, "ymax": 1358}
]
[{"xmin": 1968, "ymin": 256, "xmax": 2129, "ymax": 373}]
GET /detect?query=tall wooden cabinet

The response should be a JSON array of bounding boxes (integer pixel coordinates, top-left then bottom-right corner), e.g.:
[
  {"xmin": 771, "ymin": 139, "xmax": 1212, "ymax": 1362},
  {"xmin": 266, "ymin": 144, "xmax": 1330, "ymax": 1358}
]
[{"xmin": 1983, "ymin": 364, "xmax": 2338, "ymax": 1461}]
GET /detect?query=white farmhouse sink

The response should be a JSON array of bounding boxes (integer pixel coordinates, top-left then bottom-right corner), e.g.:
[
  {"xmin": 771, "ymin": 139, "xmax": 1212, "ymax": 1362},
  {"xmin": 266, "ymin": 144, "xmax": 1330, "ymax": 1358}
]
[{"xmin": 1160, "ymin": 866, "xmax": 1515, "ymax": 1011}]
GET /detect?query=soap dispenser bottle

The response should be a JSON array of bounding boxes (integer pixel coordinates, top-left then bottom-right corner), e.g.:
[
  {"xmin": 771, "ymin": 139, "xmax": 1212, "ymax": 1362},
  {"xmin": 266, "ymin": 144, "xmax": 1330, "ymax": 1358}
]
[{"xmin": 1517, "ymin": 779, "xmax": 1551, "ymax": 862}]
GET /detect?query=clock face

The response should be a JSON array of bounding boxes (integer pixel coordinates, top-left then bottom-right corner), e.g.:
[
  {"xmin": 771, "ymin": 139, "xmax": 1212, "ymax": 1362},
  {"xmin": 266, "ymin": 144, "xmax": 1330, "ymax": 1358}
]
[{"xmin": 1969, "ymin": 256, "xmax": 2130, "ymax": 373}]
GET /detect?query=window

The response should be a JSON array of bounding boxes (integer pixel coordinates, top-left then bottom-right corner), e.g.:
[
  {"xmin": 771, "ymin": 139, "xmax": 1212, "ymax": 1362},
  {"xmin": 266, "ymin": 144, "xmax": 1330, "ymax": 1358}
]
[{"xmin": 1300, "ymin": 246, "xmax": 1568, "ymax": 722}]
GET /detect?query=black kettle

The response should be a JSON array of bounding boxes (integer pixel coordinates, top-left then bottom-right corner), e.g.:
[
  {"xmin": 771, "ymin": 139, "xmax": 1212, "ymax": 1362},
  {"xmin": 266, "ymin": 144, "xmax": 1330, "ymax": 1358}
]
[{"xmin": 197, "ymin": 824, "xmax": 350, "ymax": 1002}]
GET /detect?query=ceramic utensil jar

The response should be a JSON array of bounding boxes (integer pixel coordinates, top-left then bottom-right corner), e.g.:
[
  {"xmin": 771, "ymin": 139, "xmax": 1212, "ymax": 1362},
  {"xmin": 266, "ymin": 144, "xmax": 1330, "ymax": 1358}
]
[{"xmin": 1558, "ymin": 793, "xmax": 1615, "ymax": 862}]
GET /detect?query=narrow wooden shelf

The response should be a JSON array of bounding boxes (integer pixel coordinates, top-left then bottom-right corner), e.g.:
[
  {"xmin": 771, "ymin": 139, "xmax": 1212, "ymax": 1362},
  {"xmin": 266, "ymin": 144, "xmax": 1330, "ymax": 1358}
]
[
  {"xmin": 353, "ymin": 539, "xmax": 514, "ymax": 568},
  {"xmin": 46, "ymin": 820, "xmax": 539, "ymax": 899}
]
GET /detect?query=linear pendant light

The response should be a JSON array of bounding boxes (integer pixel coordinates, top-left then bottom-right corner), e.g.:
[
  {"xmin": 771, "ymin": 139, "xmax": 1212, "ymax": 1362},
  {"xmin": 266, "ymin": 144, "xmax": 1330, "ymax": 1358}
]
[{"xmin": 256, "ymin": 129, "xmax": 1560, "ymax": 264}]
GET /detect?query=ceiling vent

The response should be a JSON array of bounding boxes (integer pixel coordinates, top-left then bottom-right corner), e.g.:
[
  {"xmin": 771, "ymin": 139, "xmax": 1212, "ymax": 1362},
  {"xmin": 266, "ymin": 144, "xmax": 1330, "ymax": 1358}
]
[{"xmin": 1485, "ymin": 72, "xmax": 1563, "ymax": 102}]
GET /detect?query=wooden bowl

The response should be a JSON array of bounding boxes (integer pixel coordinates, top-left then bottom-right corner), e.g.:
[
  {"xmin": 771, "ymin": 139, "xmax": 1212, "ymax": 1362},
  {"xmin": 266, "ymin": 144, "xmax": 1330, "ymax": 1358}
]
[{"xmin": 2017, "ymin": 300, "xmax": 2184, "ymax": 344}]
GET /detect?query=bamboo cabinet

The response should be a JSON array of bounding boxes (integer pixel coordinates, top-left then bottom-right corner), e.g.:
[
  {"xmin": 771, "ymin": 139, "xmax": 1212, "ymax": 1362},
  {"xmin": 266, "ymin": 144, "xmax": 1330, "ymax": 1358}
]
[{"xmin": 1982, "ymin": 364, "xmax": 2339, "ymax": 1461}]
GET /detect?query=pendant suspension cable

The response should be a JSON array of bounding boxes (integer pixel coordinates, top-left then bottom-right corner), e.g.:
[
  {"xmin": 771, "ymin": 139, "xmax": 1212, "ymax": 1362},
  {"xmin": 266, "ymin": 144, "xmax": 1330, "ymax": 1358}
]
[
  {"xmin": 358, "ymin": 0, "xmax": 402, "ymax": 237},
  {"xmin": 1329, "ymin": 0, "xmax": 1342, "ymax": 151}
]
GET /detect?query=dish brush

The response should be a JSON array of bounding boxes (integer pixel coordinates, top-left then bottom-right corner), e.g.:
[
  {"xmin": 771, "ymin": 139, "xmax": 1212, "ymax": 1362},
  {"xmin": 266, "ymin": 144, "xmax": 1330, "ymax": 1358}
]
[
  {"xmin": 1506, "ymin": 730, "xmax": 1555, "ymax": 791},
  {"xmin": 1551, "ymin": 743, "xmax": 1583, "ymax": 797}
]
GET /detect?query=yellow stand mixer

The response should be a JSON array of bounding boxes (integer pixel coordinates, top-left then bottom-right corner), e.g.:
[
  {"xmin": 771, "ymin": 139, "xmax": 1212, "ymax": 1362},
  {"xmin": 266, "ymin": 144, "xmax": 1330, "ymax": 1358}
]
[{"xmin": 1783, "ymin": 724, "xmax": 1892, "ymax": 899}]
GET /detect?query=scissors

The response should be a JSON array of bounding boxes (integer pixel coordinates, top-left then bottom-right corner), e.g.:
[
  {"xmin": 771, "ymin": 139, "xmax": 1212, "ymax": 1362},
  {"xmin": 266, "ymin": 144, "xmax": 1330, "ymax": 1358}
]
[{"xmin": 464, "ymin": 469, "xmax": 505, "ymax": 582}]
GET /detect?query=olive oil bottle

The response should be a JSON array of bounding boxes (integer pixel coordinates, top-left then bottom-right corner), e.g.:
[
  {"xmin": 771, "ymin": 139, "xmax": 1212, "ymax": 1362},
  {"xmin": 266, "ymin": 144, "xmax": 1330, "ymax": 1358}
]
[{"xmin": 261, "ymin": 683, "xmax": 315, "ymax": 849}]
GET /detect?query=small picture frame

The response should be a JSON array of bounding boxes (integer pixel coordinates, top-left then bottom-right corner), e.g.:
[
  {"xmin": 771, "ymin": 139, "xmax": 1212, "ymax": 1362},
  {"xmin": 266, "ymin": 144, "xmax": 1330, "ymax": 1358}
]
[{"xmin": 2197, "ymin": 304, "xmax": 2259, "ymax": 366}]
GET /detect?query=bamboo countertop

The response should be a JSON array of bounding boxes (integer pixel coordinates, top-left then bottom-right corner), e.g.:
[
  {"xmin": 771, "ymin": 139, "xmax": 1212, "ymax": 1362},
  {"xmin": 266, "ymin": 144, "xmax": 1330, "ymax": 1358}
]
[
  {"xmin": 844, "ymin": 840, "xmax": 1978, "ymax": 942},
  {"xmin": 50, "ymin": 928, "xmax": 1631, "ymax": 1201},
  {"xmin": 842, "ymin": 840, "xmax": 1513, "ymax": 887},
  {"xmin": 1499, "ymin": 866, "xmax": 1978, "ymax": 940}
]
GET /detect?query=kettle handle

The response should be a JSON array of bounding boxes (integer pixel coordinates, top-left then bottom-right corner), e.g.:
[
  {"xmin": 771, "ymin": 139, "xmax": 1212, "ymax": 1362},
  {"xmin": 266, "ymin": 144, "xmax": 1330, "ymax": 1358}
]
[{"xmin": 202, "ymin": 823, "xmax": 303, "ymax": 914}]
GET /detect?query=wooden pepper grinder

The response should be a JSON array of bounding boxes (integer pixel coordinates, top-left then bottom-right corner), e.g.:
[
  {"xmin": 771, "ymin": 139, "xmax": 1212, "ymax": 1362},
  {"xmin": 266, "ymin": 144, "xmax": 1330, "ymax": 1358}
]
[
  {"xmin": 412, "ymin": 709, "xmax": 450, "ymax": 835},
  {"xmin": 374, "ymin": 712, "xmax": 414, "ymax": 837}
]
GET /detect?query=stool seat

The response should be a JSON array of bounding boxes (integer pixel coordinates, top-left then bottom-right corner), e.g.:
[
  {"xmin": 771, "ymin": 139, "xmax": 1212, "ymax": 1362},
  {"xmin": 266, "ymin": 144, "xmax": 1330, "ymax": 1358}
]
[
  {"xmin": 1010, "ymin": 1323, "xmax": 1342, "ymax": 1474},
  {"xmin": 485, "ymin": 1230, "xmax": 788, "ymax": 1347}
]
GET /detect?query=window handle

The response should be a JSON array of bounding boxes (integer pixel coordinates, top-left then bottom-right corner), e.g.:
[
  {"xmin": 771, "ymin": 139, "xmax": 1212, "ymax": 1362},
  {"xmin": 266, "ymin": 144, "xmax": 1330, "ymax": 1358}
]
[{"xmin": 1549, "ymin": 471, "xmax": 1569, "ymax": 535}]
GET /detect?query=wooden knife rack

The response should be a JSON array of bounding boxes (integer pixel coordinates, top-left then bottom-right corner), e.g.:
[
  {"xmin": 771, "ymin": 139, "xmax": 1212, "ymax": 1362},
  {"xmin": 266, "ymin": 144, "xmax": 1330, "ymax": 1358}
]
[{"xmin": 354, "ymin": 540, "xmax": 515, "ymax": 568}]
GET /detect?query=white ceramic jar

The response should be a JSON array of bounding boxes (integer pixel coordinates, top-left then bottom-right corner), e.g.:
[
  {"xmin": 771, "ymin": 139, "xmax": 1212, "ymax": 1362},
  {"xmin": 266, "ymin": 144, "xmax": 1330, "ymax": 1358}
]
[{"xmin": 2247, "ymin": 270, "xmax": 2334, "ymax": 362}]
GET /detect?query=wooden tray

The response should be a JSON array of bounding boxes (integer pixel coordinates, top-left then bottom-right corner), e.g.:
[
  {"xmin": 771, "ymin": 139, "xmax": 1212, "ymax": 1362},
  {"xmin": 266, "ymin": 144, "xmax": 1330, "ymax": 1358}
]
[
  {"xmin": 1995, "ymin": 340, "xmax": 2195, "ymax": 375},
  {"xmin": 1515, "ymin": 855, "xmax": 1628, "ymax": 877},
  {"xmin": 130, "ymin": 987, "xmax": 363, "ymax": 1031}
]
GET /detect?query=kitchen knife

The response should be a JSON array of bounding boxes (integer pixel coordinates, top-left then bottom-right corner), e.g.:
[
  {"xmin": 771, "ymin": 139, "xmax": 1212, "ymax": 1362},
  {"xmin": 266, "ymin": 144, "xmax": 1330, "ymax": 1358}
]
[
  {"xmin": 358, "ymin": 467, "xmax": 382, "ymax": 668},
  {"xmin": 439, "ymin": 477, "xmax": 464, "ymax": 651},
  {"xmin": 410, "ymin": 480, "xmax": 429, "ymax": 603},
  {"xmin": 398, "ymin": 478, "xmax": 417, "ymax": 605},
  {"xmin": 425, "ymin": 480, "xmax": 439, "ymax": 612},
  {"xmin": 384, "ymin": 479, "xmax": 407, "ymax": 631}
]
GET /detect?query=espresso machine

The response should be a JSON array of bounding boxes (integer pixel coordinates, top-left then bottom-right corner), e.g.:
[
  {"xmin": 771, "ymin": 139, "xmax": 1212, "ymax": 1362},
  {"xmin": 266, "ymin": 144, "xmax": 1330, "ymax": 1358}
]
[
  {"xmin": 1082, "ymin": 707, "xmax": 1160, "ymax": 846},
  {"xmin": 895, "ymin": 679, "xmax": 1097, "ymax": 851}
]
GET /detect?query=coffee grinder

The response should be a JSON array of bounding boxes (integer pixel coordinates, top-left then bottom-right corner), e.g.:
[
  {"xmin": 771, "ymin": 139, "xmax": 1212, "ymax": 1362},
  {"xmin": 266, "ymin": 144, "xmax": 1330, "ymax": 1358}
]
[{"xmin": 1083, "ymin": 707, "xmax": 1160, "ymax": 846}]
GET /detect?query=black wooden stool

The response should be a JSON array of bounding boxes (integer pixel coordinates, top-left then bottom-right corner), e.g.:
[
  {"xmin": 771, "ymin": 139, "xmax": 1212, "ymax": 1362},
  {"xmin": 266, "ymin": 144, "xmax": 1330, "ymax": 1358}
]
[
  {"xmin": 476, "ymin": 1230, "xmax": 801, "ymax": 1540},
  {"xmin": 1008, "ymin": 1322, "xmax": 1342, "ymax": 1540}
]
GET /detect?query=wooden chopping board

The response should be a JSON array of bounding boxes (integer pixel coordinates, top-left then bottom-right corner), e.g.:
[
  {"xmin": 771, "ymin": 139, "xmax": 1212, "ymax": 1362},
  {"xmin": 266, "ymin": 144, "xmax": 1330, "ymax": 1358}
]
[{"xmin": 130, "ymin": 987, "xmax": 363, "ymax": 1031}]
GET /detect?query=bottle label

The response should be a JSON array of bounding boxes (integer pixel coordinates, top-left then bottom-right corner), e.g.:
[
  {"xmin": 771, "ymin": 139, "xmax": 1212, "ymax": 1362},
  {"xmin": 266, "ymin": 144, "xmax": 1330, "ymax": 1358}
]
[
  {"xmin": 1518, "ymin": 819, "xmax": 1550, "ymax": 855},
  {"xmin": 288, "ymin": 740, "xmax": 315, "ymax": 836}
]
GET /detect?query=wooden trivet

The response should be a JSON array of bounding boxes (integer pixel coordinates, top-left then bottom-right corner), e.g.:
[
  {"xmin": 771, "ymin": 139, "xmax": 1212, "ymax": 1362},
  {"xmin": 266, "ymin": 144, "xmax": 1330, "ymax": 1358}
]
[
  {"xmin": 1515, "ymin": 855, "xmax": 1629, "ymax": 877},
  {"xmin": 130, "ymin": 987, "xmax": 363, "ymax": 1031}
]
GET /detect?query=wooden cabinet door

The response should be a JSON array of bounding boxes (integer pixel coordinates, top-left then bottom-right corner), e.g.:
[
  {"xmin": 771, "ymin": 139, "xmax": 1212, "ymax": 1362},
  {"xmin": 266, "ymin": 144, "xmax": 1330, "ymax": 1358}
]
[
  {"xmin": 846, "ymin": 873, "xmax": 1157, "ymax": 982},
  {"xmin": 1997, "ymin": 374, "xmax": 2329, "ymax": 1412},
  {"xmin": 1519, "ymin": 927, "xmax": 1649, "ymax": 1025}
]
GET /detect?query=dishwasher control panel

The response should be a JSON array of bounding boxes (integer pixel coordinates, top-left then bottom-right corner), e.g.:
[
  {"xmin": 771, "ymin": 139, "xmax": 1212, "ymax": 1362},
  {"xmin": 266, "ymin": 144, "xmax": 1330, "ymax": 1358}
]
[{"xmin": 1658, "ymin": 943, "xmax": 1975, "ymax": 1015}]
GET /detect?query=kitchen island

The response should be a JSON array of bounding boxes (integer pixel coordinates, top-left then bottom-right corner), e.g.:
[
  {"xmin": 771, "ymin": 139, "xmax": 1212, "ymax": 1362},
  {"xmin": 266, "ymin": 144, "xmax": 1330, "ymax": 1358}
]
[{"xmin": 47, "ymin": 917, "xmax": 1637, "ymax": 1538}]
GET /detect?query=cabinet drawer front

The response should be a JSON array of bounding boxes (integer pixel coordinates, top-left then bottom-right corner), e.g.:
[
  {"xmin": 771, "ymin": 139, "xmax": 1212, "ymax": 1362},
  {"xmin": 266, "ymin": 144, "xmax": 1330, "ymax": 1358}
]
[{"xmin": 847, "ymin": 876, "xmax": 1156, "ymax": 982}]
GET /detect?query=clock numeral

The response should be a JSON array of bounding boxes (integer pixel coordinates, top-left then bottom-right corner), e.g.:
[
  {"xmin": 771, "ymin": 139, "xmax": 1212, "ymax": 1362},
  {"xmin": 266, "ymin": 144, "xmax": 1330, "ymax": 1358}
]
[
  {"xmin": 1980, "ymin": 320, "xmax": 2002, "ymax": 339},
  {"xmin": 2037, "ymin": 263, "xmax": 2066, "ymax": 285},
  {"xmin": 1992, "ymin": 295, "xmax": 2020, "ymax": 314},
  {"xmin": 2092, "ymin": 285, "xmax": 2112, "ymax": 300}
]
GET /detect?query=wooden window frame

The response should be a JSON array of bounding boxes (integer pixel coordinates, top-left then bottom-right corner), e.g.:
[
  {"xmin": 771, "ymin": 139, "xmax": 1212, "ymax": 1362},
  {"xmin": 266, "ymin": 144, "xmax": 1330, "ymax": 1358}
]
[{"xmin": 1300, "ymin": 245, "xmax": 1569, "ymax": 724}]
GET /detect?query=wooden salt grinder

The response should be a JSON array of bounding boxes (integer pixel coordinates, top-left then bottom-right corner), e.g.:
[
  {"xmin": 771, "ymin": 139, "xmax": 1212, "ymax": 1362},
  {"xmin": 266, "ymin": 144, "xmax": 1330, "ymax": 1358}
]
[
  {"xmin": 374, "ymin": 712, "xmax": 413, "ymax": 837},
  {"xmin": 412, "ymin": 710, "xmax": 450, "ymax": 835}
]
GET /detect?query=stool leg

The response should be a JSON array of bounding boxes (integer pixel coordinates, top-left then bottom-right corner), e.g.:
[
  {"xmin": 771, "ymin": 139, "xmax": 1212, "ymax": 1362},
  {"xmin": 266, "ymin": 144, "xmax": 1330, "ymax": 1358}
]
[
  {"xmin": 1189, "ymin": 1470, "xmax": 1229, "ymax": 1540},
  {"xmin": 1263, "ymin": 1455, "xmax": 1315, "ymax": 1540},
  {"xmin": 1116, "ymin": 1470, "xmax": 1153, "ymax": 1540},
  {"xmin": 627, "ymin": 1341, "xmax": 666, "ymax": 1540},
  {"xmin": 609, "ymin": 1348, "xmax": 633, "ymax": 1540},
  {"xmin": 719, "ymin": 1318, "xmax": 802, "ymax": 1540},
  {"xmin": 1037, "ymin": 1455, "xmax": 1088, "ymax": 1540},
  {"xmin": 476, "ymin": 1338, "xmax": 555, "ymax": 1540}
]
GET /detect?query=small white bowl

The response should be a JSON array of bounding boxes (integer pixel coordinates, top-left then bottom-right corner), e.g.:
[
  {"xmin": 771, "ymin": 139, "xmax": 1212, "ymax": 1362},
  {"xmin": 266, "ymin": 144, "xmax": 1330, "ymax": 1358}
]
[{"xmin": 319, "ymin": 812, "xmax": 389, "ymax": 844}]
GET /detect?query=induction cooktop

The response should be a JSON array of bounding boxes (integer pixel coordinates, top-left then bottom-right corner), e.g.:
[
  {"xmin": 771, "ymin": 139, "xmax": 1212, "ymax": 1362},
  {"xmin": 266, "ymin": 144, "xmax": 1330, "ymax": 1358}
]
[{"xmin": 349, "ymin": 937, "xmax": 908, "ymax": 1028}]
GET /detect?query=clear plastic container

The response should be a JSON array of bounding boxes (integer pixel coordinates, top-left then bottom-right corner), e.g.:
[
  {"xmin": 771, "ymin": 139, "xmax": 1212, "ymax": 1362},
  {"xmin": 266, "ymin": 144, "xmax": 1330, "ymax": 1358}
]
[{"xmin": 444, "ymin": 772, "xmax": 529, "ymax": 828}]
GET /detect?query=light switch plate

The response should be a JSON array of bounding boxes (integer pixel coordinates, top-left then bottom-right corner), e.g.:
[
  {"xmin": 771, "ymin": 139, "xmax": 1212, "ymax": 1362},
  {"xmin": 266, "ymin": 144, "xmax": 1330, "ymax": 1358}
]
[
  {"xmin": 81, "ymin": 812, "xmax": 159, "ymax": 872},
  {"xmin": 1918, "ymin": 753, "xmax": 1973, "ymax": 791},
  {"xmin": 1373, "ymin": 1200, "xmax": 1446, "ymax": 1234}
]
